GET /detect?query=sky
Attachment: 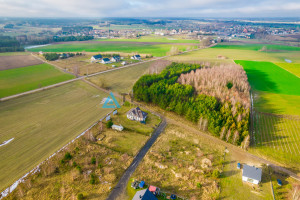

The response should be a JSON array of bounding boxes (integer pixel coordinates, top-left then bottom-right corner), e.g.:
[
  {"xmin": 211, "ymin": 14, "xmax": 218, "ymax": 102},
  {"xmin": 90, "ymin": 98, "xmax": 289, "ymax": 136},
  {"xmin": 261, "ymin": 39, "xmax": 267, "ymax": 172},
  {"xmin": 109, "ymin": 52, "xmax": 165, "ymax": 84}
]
[{"xmin": 0, "ymin": 0, "xmax": 300, "ymax": 18}]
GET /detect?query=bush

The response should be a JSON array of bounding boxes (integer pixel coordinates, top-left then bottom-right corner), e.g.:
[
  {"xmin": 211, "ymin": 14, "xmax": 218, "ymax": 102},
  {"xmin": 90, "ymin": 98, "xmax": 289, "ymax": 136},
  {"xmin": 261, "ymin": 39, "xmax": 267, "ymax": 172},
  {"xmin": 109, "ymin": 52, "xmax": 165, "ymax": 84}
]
[
  {"xmin": 197, "ymin": 182, "xmax": 202, "ymax": 188},
  {"xmin": 212, "ymin": 169, "xmax": 220, "ymax": 178},
  {"xmin": 76, "ymin": 165, "xmax": 83, "ymax": 173},
  {"xmin": 226, "ymin": 81, "xmax": 233, "ymax": 89},
  {"xmin": 98, "ymin": 163, "xmax": 103, "ymax": 168},
  {"xmin": 89, "ymin": 173, "xmax": 97, "ymax": 185},
  {"xmin": 106, "ymin": 120, "xmax": 113, "ymax": 128},
  {"xmin": 77, "ymin": 193, "xmax": 84, "ymax": 200},
  {"xmin": 44, "ymin": 53, "xmax": 59, "ymax": 61},
  {"xmin": 91, "ymin": 157, "xmax": 96, "ymax": 165}
]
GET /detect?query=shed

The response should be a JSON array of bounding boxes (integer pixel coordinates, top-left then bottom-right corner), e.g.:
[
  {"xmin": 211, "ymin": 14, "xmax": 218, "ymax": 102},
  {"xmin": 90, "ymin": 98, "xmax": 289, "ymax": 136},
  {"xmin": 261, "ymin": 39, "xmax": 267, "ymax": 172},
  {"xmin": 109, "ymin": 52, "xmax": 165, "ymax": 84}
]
[
  {"xmin": 112, "ymin": 124, "xmax": 123, "ymax": 131},
  {"xmin": 242, "ymin": 164, "xmax": 262, "ymax": 184},
  {"xmin": 148, "ymin": 185, "xmax": 160, "ymax": 196},
  {"xmin": 139, "ymin": 181, "xmax": 145, "ymax": 188}
]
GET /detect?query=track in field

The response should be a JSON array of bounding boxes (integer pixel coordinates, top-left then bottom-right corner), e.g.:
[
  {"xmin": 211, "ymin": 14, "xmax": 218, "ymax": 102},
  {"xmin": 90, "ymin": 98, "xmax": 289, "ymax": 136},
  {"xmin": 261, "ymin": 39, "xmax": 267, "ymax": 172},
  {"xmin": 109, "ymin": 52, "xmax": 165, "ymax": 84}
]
[{"xmin": 252, "ymin": 111, "xmax": 300, "ymax": 157}]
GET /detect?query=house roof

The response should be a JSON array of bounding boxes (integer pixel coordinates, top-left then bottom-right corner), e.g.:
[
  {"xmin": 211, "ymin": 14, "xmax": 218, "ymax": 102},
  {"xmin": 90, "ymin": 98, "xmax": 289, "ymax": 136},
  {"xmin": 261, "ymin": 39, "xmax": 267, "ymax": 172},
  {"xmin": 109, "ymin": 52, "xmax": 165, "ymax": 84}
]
[
  {"xmin": 127, "ymin": 107, "xmax": 148, "ymax": 119},
  {"xmin": 112, "ymin": 56, "xmax": 120, "ymax": 59},
  {"xmin": 103, "ymin": 58, "xmax": 110, "ymax": 62},
  {"xmin": 148, "ymin": 185, "xmax": 157, "ymax": 192},
  {"xmin": 92, "ymin": 54, "xmax": 102, "ymax": 59},
  {"xmin": 132, "ymin": 189, "xmax": 157, "ymax": 200},
  {"xmin": 242, "ymin": 164, "xmax": 262, "ymax": 181},
  {"xmin": 135, "ymin": 54, "xmax": 141, "ymax": 57}
]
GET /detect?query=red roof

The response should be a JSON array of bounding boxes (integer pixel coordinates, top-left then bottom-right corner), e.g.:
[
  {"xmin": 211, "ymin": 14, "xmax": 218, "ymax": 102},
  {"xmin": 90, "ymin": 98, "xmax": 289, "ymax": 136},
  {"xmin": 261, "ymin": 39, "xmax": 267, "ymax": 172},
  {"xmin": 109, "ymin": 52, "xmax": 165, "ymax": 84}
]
[{"xmin": 148, "ymin": 185, "xmax": 157, "ymax": 192}]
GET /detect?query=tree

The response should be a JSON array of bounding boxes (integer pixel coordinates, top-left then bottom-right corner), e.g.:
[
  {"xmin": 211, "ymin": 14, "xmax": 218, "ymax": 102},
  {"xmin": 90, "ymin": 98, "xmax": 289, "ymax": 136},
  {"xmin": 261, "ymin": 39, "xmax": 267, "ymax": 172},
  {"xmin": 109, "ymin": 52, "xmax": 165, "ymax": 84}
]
[
  {"xmin": 106, "ymin": 120, "xmax": 113, "ymax": 128},
  {"xmin": 212, "ymin": 169, "xmax": 220, "ymax": 178},
  {"xmin": 77, "ymin": 193, "xmax": 84, "ymax": 200},
  {"xmin": 91, "ymin": 157, "xmax": 96, "ymax": 164}
]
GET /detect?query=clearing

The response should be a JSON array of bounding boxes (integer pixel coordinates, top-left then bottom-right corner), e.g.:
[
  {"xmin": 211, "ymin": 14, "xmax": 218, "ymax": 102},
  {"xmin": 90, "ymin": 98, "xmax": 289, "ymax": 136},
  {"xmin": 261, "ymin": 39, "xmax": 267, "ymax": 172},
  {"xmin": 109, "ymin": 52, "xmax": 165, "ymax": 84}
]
[
  {"xmin": 0, "ymin": 81, "xmax": 115, "ymax": 191},
  {"xmin": 0, "ymin": 63, "xmax": 74, "ymax": 98}
]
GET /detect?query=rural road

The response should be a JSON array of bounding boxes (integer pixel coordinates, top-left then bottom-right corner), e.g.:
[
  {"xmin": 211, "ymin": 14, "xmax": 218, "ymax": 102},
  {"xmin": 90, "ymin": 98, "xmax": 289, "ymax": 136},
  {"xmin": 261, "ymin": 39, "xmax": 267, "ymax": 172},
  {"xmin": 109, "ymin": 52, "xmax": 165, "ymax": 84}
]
[{"xmin": 106, "ymin": 116, "xmax": 167, "ymax": 200}]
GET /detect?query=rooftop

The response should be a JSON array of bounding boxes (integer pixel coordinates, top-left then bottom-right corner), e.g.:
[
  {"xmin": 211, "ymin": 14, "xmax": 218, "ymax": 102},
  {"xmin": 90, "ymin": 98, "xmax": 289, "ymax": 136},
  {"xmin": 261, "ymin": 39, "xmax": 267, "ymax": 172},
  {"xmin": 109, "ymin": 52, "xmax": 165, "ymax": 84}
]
[{"xmin": 242, "ymin": 164, "xmax": 262, "ymax": 181}]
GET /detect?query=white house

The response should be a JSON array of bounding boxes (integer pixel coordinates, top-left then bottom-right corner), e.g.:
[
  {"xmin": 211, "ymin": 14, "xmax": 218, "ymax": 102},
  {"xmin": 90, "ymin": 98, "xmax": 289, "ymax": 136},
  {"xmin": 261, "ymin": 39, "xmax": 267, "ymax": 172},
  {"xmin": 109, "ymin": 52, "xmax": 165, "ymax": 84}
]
[
  {"xmin": 127, "ymin": 107, "xmax": 148, "ymax": 122},
  {"xmin": 111, "ymin": 56, "xmax": 120, "ymax": 62},
  {"xmin": 101, "ymin": 58, "xmax": 111, "ymax": 64},
  {"xmin": 112, "ymin": 124, "xmax": 124, "ymax": 131},
  {"xmin": 242, "ymin": 164, "xmax": 262, "ymax": 185},
  {"xmin": 131, "ymin": 54, "xmax": 141, "ymax": 60},
  {"xmin": 91, "ymin": 54, "xmax": 102, "ymax": 62}
]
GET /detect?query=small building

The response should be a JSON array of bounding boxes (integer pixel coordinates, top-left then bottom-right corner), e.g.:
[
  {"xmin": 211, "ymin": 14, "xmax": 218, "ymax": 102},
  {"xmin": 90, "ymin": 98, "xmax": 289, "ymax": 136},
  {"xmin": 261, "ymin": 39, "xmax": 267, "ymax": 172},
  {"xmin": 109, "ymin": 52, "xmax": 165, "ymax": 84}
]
[
  {"xmin": 242, "ymin": 164, "xmax": 262, "ymax": 185},
  {"xmin": 148, "ymin": 185, "xmax": 160, "ymax": 196},
  {"xmin": 139, "ymin": 181, "xmax": 145, "ymax": 188},
  {"xmin": 111, "ymin": 56, "xmax": 120, "ymax": 62},
  {"xmin": 127, "ymin": 107, "xmax": 148, "ymax": 123},
  {"xmin": 121, "ymin": 61, "xmax": 127, "ymax": 66},
  {"xmin": 39, "ymin": 51, "xmax": 43, "ymax": 55},
  {"xmin": 132, "ymin": 189, "xmax": 157, "ymax": 200},
  {"xmin": 112, "ymin": 124, "xmax": 123, "ymax": 131},
  {"xmin": 237, "ymin": 163, "xmax": 241, "ymax": 169},
  {"xmin": 131, "ymin": 54, "xmax": 141, "ymax": 60},
  {"xmin": 91, "ymin": 54, "xmax": 102, "ymax": 62},
  {"xmin": 101, "ymin": 58, "xmax": 111, "ymax": 64}
]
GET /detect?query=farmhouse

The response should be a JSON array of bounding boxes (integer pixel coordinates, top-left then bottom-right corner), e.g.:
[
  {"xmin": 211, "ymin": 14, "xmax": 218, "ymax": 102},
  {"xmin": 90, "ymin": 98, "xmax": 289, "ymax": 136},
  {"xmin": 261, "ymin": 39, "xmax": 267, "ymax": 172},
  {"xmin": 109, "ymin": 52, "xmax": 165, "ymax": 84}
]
[
  {"xmin": 131, "ymin": 54, "xmax": 141, "ymax": 60},
  {"xmin": 111, "ymin": 56, "xmax": 120, "ymax": 62},
  {"xmin": 242, "ymin": 164, "xmax": 262, "ymax": 185},
  {"xmin": 127, "ymin": 107, "xmax": 148, "ymax": 122},
  {"xmin": 132, "ymin": 189, "xmax": 157, "ymax": 200},
  {"xmin": 101, "ymin": 58, "xmax": 111, "ymax": 64},
  {"xmin": 112, "ymin": 124, "xmax": 124, "ymax": 131},
  {"xmin": 91, "ymin": 54, "xmax": 102, "ymax": 61}
]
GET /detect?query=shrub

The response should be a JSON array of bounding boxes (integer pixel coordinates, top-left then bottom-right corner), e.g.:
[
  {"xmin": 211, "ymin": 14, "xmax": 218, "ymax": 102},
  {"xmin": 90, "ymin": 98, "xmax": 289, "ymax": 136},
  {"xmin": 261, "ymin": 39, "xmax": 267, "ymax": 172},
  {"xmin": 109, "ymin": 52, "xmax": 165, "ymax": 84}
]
[
  {"xmin": 226, "ymin": 81, "xmax": 233, "ymax": 89},
  {"xmin": 106, "ymin": 120, "xmax": 113, "ymax": 128},
  {"xmin": 89, "ymin": 173, "xmax": 97, "ymax": 185},
  {"xmin": 212, "ymin": 169, "xmax": 220, "ymax": 178},
  {"xmin": 77, "ymin": 193, "xmax": 84, "ymax": 200},
  {"xmin": 98, "ymin": 163, "xmax": 103, "ymax": 168},
  {"xmin": 76, "ymin": 165, "xmax": 82, "ymax": 174},
  {"xmin": 91, "ymin": 157, "xmax": 96, "ymax": 165},
  {"xmin": 197, "ymin": 182, "xmax": 202, "ymax": 188}
]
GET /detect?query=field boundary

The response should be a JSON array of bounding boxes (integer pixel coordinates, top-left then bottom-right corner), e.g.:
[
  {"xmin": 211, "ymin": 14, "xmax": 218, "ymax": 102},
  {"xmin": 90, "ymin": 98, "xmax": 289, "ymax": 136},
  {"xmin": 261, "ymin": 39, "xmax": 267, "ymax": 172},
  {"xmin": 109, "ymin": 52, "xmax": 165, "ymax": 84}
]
[{"xmin": 0, "ymin": 110, "xmax": 115, "ymax": 199}]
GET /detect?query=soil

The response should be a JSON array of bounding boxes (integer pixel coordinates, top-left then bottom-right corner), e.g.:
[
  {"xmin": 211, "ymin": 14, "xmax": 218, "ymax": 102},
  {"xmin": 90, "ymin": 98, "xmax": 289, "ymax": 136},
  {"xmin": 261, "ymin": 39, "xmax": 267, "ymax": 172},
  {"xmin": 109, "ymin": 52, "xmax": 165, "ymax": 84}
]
[{"xmin": 0, "ymin": 55, "xmax": 44, "ymax": 71}]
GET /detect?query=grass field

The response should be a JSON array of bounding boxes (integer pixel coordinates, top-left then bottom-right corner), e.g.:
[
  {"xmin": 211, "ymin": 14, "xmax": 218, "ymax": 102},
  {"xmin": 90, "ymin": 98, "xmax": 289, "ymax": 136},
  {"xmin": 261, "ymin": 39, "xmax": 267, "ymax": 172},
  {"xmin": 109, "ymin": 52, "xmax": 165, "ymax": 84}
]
[
  {"xmin": 251, "ymin": 112, "xmax": 300, "ymax": 168},
  {"xmin": 0, "ymin": 52, "xmax": 29, "ymax": 56},
  {"xmin": 0, "ymin": 63, "xmax": 74, "ymax": 98},
  {"xmin": 212, "ymin": 43, "xmax": 300, "ymax": 51},
  {"xmin": 275, "ymin": 63, "xmax": 300, "ymax": 77},
  {"xmin": 96, "ymin": 36, "xmax": 200, "ymax": 44},
  {"xmin": 0, "ymin": 81, "xmax": 115, "ymax": 191},
  {"xmin": 29, "ymin": 42, "xmax": 196, "ymax": 57},
  {"xmin": 88, "ymin": 61, "xmax": 154, "ymax": 94}
]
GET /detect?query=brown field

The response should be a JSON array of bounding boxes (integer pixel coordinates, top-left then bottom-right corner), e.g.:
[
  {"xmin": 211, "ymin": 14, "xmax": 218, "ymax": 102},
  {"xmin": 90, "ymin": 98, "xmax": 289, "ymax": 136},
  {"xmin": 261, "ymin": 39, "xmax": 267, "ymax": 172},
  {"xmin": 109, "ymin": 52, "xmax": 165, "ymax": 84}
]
[{"xmin": 0, "ymin": 55, "xmax": 44, "ymax": 71}]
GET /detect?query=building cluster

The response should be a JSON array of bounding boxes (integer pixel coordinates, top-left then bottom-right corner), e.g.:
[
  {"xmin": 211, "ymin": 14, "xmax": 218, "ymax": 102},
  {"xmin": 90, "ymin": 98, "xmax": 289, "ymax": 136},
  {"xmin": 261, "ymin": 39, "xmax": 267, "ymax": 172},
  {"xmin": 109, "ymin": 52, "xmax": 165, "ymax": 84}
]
[{"xmin": 90, "ymin": 54, "xmax": 141, "ymax": 65}]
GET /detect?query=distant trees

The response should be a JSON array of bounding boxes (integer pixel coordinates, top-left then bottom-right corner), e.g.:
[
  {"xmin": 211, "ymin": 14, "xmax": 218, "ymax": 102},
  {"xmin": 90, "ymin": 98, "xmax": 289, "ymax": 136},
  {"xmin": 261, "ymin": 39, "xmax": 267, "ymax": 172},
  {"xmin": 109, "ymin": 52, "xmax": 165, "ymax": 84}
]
[
  {"xmin": 0, "ymin": 36, "xmax": 24, "ymax": 52},
  {"xmin": 44, "ymin": 53, "xmax": 60, "ymax": 61},
  {"xmin": 133, "ymin": 62, "xmax": 250, "ymax": 147},
  {"xmin": 53, "ymin": 35, "xmax": 94, "ymax": 42}
]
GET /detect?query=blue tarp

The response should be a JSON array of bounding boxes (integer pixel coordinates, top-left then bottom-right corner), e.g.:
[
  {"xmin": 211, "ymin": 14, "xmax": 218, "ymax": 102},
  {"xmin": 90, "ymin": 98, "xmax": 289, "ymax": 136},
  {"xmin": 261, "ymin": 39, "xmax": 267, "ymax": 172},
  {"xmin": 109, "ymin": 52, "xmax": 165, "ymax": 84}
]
[{"xmin": 139, "ymin": 181, "xmax": 145, "ymax": 188}]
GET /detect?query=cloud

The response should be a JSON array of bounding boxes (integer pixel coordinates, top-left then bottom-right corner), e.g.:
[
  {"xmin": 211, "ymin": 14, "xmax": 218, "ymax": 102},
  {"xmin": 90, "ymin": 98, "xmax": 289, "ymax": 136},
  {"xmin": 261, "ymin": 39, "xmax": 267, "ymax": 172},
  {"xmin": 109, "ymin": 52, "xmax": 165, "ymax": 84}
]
[{"xmin": 0, "ymin": 0, "xmax": 299, "ymax": 17}]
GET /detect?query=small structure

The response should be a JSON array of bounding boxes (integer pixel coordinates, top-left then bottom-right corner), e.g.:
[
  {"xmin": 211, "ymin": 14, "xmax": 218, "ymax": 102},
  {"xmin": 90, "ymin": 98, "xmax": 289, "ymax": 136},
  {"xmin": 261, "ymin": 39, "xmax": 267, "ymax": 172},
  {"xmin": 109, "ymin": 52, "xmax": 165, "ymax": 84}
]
[
  {"xmin": 111, "ymin": 56, "xmax": 120, "ymax": 62},
  {"xmin": 139, "ymin": 181, "xmax": 145, "ymax": 188},
  {"xmin": 242, "ymin": 164, "xmax": 262, "ymax": 185},
  {"xmin": 112, "ymin": 124, "xmax": 123, "ymax": 131},
  {"xmin": 39, "ymin": 51, "xmax": 43, "ymax": 55},
  {"xmin": 60, "ymin": 53, "xmax": 69, "ymax": 59},
  {"xmin": 277, "ymin": 179, "xmax": 282, "ymax": 186},
  {"xmin": 132, "ymin": 189, "xmax": 157, "ymax": 200},
  {"xmin": 102, "ymin": 58, "xmax": 111, "ymax": 64},
  {"xmin": 91, "ymin": 54, "xmax": 102, "ymax": 62},
  {"xmin": 148, "ymin": 185, "xmax": 160, "ymax": 196},
  {"xmin": 127, "ymin": 107, "xmax": 148, "ymax": 123},
  {"xmin": 121, "ymin": 61, "xmax": 127, "ymax": 66},
  {"xmin": 131, "ymin": 54, "xmax": 141, "ymax": 60},
  {"xmin": 237, "ymin": 163, "xmax": 241, "ymax": 169}
]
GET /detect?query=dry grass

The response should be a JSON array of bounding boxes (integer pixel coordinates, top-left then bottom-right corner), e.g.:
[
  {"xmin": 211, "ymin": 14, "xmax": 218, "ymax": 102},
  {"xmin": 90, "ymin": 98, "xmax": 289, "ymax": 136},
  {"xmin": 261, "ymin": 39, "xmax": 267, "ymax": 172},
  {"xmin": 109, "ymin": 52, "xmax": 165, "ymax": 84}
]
[{"xmin": 0, "ymin": 55, "xmax": 43, "ymax": 71}]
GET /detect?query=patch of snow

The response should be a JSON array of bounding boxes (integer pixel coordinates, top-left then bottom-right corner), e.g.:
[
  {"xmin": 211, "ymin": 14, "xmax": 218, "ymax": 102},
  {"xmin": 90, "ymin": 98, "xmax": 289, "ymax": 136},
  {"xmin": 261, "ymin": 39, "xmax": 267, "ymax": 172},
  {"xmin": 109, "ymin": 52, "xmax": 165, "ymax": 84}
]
[{"xmin": 0, "ymin": 138, "xmax": 14, "ymax": 147}]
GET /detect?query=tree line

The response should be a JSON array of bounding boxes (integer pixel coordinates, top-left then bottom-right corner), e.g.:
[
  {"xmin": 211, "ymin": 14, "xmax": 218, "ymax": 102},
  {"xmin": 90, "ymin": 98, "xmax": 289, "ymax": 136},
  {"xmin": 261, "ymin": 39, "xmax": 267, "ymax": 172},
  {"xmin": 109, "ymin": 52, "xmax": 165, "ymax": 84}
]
[
  {"xmin": 53, "ymin": 35, "xmax": 94, "ymax": 42},
  {"xmin": 133, "ymin": 62, "xmax": 250, "ymax": 148},
  {"xmin": 0, "ymin": 36, "xmax": 24, "ymax": 52}
]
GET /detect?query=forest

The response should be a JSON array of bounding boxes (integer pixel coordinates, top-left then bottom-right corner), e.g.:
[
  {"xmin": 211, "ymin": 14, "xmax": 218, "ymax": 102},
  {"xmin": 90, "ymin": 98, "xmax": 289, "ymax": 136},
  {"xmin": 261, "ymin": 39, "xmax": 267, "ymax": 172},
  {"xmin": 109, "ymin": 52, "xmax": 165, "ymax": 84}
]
[
  {"xmin": 0, "ymin": 36, "xmax": 24, "ymax": 52},
  {"xmin": 133, "ymin": 63, "xmax": 250, "ymax": 147}
]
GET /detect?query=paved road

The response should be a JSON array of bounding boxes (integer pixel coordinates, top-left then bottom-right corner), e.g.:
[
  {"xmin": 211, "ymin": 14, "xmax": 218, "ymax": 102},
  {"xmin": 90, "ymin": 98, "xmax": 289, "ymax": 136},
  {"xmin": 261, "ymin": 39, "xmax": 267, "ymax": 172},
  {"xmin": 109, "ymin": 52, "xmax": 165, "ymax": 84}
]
[{"xmin": 106, "ymin": 117, "xmax": 167, "ymax": 200}]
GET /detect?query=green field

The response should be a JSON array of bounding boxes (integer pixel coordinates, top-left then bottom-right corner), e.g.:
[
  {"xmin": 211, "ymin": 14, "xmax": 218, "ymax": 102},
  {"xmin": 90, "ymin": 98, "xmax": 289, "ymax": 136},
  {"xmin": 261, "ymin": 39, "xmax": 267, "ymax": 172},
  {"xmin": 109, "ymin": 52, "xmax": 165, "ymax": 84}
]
[
  {"xmin": 88, "ymin": 61, "xmax": 154, "ymax": 94},
  {"xmin": 0, "ymin": 81, "xmax": 115, "ymax": 191},
  {"xmin": 0, "ymin": 63, "xmax": 74, "ymax": 98},
  {"xmin": 0, "ymin": 52, "xmax": 29, "ymax": 56},
  {"xmin": 275, "ymin": 63, "xmax": 300, "ymax": 77},
  {"xmin": 213, "ymin": 43, "xmax": 300, "ymax": 51},
  {"xmin": 29, "ymin": 42, "xmax": 196, "ymax": 57},
  {"xmin": 96, "ymin": 36, "xmax": 200, "ymax": 44}
]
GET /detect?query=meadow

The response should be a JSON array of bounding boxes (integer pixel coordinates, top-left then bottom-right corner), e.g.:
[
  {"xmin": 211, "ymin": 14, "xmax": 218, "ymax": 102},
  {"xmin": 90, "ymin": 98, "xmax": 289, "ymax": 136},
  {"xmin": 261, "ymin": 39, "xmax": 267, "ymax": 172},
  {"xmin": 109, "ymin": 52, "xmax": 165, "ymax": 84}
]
[
  {"xmin": 275, "ymin": 63, "xmax": 300, "ymax": 77},
  {"xmin": 212, "ymin": 43, "xmax": 300, "ymax": 51},
  {"xmin": 29, "ymin": 42, "xmax": 196, "ymax": 57},
  {"xmin": 0, "ymin": 81, "xmax": 115, "ymax": 191},
  {"xmin": 88, "ymin": 61, "xmax": 155, "ymax": 94},
  {"xmin": 0, "ymin": 63, "xmax": 74, "ymax": 98}
]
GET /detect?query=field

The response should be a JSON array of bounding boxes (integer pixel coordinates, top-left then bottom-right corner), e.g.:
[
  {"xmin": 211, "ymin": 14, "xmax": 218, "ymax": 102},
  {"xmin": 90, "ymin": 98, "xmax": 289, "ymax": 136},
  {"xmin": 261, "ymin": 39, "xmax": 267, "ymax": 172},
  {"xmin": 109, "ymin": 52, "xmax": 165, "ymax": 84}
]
[
  {"xmin": 0, "ymin": 81, "xmax": 116, "ymax": 191},
  {"xmin": 235, "ymin": 60, "xmax": 300, "ymax": 169},
  {"xmin": 88, "ymin": 61, "xmax": 155, "ymax": 94},
  {"xmin": 28, "ymin": 42, "xmax": 196, "ymax": 57},
  {"xmin": 3, "ymin": 104, "xmax": 160, "ymax": 200},
  {"xmin": 0, "ymin": 63, "xmax": 74, "ymax": 98},
  {"xmin": 0, "ymin": 54, "xmax": 43, "ymax": 70},
  {"xmin": 275, "ymin": 63, "xmax": 300, "ymax": 77},
  {"xmin": 212, "ymin": 43, "xmax": 300, "ymax": 51},
  {"xmin": 0, "ymin": 52, "xmax": 29, "ymax": 56}
]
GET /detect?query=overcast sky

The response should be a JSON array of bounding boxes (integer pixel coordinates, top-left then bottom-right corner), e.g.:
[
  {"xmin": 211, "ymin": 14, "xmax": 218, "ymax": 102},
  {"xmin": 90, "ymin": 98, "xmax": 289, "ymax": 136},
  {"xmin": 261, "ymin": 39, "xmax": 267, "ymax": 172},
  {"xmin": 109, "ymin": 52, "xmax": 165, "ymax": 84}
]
[{"xmin": 0, "ymin": 0, "xmax": 300, "ymax": 18}]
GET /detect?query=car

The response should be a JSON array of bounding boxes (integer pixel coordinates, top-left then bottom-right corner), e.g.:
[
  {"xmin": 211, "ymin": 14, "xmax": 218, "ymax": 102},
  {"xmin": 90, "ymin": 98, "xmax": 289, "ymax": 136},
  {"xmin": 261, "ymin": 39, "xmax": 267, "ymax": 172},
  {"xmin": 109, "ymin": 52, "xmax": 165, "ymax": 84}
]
[{"xmin": 277, "ymin": 179, "xmax": 282, "ymax": 186}]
